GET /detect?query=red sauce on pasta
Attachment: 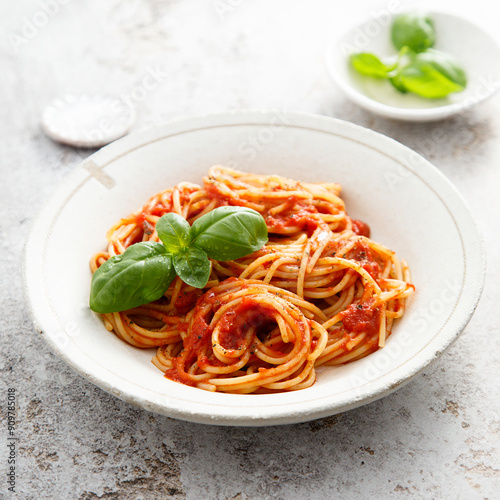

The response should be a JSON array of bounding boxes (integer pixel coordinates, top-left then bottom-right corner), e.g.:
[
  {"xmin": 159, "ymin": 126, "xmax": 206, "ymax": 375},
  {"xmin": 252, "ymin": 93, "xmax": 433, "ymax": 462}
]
[
  {"xmin": 351, "ymin": 218, "xmax": 371, "ymax": 237},
  {"xmin": 340, "ymin": 299, "xmax": 381, "ymax": 337}
]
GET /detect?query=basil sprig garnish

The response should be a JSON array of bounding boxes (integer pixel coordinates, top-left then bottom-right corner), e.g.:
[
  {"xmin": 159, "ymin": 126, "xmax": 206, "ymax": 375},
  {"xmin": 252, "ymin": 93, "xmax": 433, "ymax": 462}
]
[
  {"xmin": 349, "ymin": 11, "xmax": 467, "ymax": 99},
  {"xmin": 89, "ymin": 206, "xmax": 268, "ymax": 313}
]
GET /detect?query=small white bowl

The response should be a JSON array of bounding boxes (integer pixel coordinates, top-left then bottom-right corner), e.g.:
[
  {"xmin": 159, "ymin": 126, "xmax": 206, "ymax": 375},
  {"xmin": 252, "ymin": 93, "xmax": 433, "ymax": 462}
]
[{"xmin": 325, "ymin": 11, "xmax": 500, "ymax": 121}]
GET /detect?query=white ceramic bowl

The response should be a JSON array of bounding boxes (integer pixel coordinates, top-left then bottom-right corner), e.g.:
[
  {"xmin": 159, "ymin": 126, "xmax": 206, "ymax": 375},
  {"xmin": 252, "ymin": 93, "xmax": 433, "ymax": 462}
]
[
  {"xmin": 325, "ymin": 11, "xmax": 500, "ymax": 121},
  {"xmin": 24, "ymin": 112, "xmax": 485, "ymax": 425}
]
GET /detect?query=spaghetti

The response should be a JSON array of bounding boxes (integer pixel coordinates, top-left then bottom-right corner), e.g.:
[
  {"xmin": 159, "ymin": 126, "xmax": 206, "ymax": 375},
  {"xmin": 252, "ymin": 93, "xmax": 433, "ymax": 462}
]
[{"xmin": 90, "ymin": 166, "xmax": 414, "ymax": 393}]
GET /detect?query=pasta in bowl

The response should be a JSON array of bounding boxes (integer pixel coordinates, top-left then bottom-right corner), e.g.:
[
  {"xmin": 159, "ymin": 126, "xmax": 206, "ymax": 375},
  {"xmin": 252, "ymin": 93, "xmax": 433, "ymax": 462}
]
[{"xmin": 90, "ymin": 166, "xmax": 414, "ymax": 394}]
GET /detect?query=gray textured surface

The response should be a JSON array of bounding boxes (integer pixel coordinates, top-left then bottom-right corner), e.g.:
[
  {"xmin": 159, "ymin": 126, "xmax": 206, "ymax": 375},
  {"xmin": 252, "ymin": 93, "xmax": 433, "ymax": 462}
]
[{"xmin": 1, "ymin": 1, "xmax": 499, "ymax": 498}]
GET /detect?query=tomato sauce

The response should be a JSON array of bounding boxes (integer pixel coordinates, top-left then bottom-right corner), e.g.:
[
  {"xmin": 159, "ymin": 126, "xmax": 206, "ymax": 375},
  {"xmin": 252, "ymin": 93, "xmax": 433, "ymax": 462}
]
[
  {"xmin": 165, "ymin": 312, "xmax": 213, "ymax": 385},
  {"xmin": 174, "ymin": 289, "xmax": 203, "ymax": 315},
  {"xmin": 134, "ymin": 212, "xmax": 148, "ymax": 226},
  {"xmin": 340, "ymin": 299, "xmax": 381, "ymax": 337},
  {"xmin": 165, "ymin": 365, "xmax": 195, "ymax": 386},
  {"xmin": 205, "ymin": 182, "xmax": 245, "ymax": 207},
  {"xmin": 184, "ymin": 316, "xmax": 212, "ymax": 357},
  {"xmin": 266, "ymin": 204, "xmax": 319, "ymax": 235},
  {"xmin": 134, "ymin": 203, "xmax": 172, "ymax": 225},
  {"xmin": 217, "ymin": 298, "xmax": 274, "ymax": 351},
  {"xmin": 349, "ymin": 241, "xmax": 380, "ymax": 279},
  {"xmin": 217, "ymin": 311, "xmax": 245, "ymax": 350},
  {"xmin": 197, "ymin": 355, "xmax": 226, "ymax": 369},
  {"xmin": 351, "ymin": 218, "xmax": 370, "ymax": 237}
]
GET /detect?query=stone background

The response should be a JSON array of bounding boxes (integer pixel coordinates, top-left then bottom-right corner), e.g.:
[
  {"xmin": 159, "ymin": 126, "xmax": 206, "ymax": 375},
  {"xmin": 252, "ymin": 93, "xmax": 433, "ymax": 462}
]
[{"xmin": 1, "ymin": 0, "xmax": 499, "ymax": 498}]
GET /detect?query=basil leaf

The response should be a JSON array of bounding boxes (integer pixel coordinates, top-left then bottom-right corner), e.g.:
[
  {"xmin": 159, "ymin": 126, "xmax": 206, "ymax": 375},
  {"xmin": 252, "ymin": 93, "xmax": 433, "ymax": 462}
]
[
  {"xmin": 389, "ymin": 73, "xmax": 408, "ymax": 93},
  {"xmin": 350, "ymin": 53, "xmax": 392, "ymax": 78},
  {"xmin": 388, "ymin": 46, "xmax": 412, "ymax": 93},
  {"xmin": 416, "ymin": 49, "xmax": 467, "ymax": 88},
  {"xmin": 190, "ymin": 206, "xmax": 268, "ymax": 261},
  {"xmin": 156, "ymin": 212, "xmax": 191, "ymax": 255},
  {"xmin": 89, "ymin": 242, "xmax": 175, "ymax": 313},
  {"xmin": 391, "ymin": 12, "xmax": 435, "ymax": 53},
  {"xmin": 397, "ymin": 49, "xmax": 467, "ymax": 98},
  {"xmin": 173, "ymin": 246, "xmax": 211, "ymax": 289}
]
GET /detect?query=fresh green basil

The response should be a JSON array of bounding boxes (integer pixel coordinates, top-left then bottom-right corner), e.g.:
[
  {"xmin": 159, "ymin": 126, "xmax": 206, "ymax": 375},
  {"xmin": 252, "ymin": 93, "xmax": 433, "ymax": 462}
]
[
  {"xmin": 90, "ymin": 206, "xmax": 269, "ymax": 313},
  {"xmin": 391, "ymin": 12, "xmax": 435, "ymax": 53},
  {"xmin": 156, "ymin": 212, "xmax": 191, "ymax": 254},
  {"xmin": 350, "ymin": 53, "xmax": 392, "ymax": 78},
  {"xmin": 190, "ymin": 206, "xmax": 268, "ymax": 261},
  {"xmin": 396, "ymin": 49, "xmax": 467, "ymax": 98},
  {"xmin": 348, "ymin": 12, "xmax": 467, "ymax": 100},
  {"xmin": 389, "ymin": 73, "xmax": 408, "ymax": 93},
  {"xmin": 173, "ymin": 246, "xmax": 211, "ymax": 288},
  {"xmin": 89, "ymin": 242, "xmax": 176, "ymax": 313}
]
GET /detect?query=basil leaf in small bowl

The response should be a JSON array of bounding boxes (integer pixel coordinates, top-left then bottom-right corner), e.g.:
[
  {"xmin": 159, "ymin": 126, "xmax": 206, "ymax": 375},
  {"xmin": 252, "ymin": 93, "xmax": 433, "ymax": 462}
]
[
  {"xmin": 389, "ymin": 73, "xmax": 409, "ymax": 93},
  {"xmin": 89, "ymin": 242, "xmax": 176, "ymax": 313},
  {"xmin": 327, "ymin": 10, "xmax": 500, "ymax": 120},
  {"xmin": 350, "ymin": 53, "xmax": 393, "ymax": 78},
  {"xmin": 397, "ymin": 49, "xmax": 467, "ymax": 99},
  {"xmin": 190, "ymin": 206, "xmax": 268, "ymax": 261},
  {"xmin": 391, "ymin": 11, "xmax": 435, "ymax": 53}
]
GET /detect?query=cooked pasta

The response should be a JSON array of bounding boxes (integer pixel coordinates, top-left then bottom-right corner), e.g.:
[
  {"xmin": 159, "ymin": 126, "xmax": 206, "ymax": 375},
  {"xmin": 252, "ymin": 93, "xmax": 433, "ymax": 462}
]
[{"xmin": 90, "ymin": 166, "xmax": 414, "ymax": 393}]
